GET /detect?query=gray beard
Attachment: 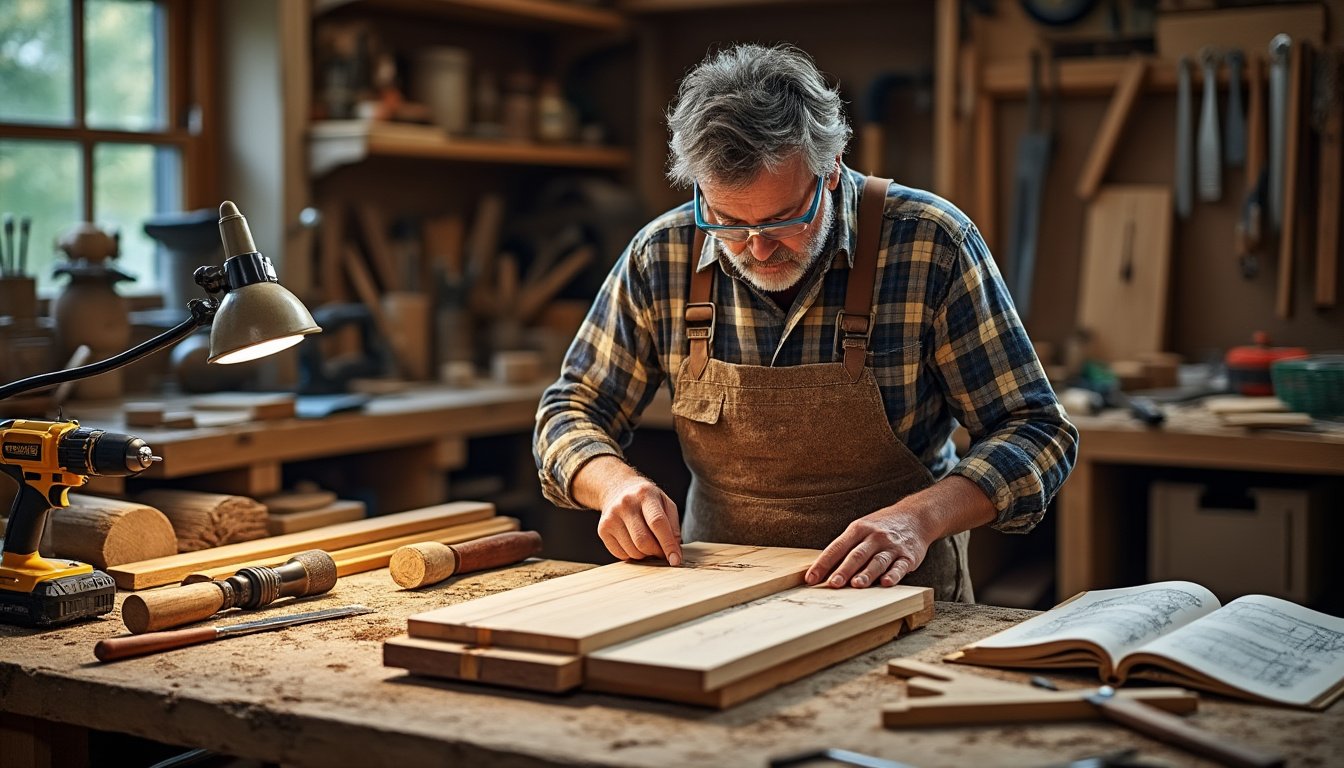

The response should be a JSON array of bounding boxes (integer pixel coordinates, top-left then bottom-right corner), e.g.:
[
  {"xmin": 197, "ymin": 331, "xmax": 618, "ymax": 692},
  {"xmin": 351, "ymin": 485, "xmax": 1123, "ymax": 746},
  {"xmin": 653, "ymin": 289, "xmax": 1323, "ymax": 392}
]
[{"xmin": 718, "ymin": 192, "xmax": 835, "ymax": 293}]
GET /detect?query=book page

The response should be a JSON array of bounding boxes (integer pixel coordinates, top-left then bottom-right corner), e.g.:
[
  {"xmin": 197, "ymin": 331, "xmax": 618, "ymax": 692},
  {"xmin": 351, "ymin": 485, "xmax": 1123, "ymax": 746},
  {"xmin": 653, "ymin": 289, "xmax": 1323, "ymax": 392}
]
[
  {"xmin": 1136, "ymin": 594, "xmax": 1344, "ymax": 707},
  {"xmin": 971, "ymin": 581, "xmax": 1219, "ymax": 663}
]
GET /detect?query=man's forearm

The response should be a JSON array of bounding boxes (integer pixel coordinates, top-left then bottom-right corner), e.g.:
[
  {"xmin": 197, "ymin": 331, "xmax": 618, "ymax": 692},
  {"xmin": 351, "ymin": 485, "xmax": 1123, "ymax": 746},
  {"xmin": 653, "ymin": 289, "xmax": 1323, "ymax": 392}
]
[{"xmin": 900, "ymin": 475, "xmax": 997, "ymax": 542}]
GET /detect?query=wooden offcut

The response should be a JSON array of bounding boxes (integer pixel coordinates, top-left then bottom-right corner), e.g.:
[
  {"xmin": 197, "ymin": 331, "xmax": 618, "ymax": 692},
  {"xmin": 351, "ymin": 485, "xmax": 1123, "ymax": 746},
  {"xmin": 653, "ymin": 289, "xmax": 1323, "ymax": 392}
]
[
  {"xmin": 384, "ymin": 636, "xmax": 583, "ymax": 692},
  {"xmin": 135, "ymin": 489, "xmax": 269, "ymax": 553},
  {"xmin": 406, "ymin": 542, "xmax": 817, "ymax": 654},
  {"xmin": 107, "ymin": 502, "xmax": 495, "ymax": 589},
  {"xmin": 49, "ymin": 495, "xmax": 177, "ymax": 569},
  {"xmin": 190, "ymin": 392, "xmax": 297, "ymax": 421},
  {"xmin": 262, "ymin": 490, "xmax": 339, "ymax": 514},
  {"xmin": 266, "ymin": 499, "xmax": 366, "ymax": 535}
]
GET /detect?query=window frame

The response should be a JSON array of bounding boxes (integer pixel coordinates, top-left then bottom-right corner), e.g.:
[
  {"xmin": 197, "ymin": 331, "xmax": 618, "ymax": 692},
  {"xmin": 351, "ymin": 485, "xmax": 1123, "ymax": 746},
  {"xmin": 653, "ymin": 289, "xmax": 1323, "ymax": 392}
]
[{"xmin": 0, "ymin": 0, "xmax": 218, "ymax": 261}]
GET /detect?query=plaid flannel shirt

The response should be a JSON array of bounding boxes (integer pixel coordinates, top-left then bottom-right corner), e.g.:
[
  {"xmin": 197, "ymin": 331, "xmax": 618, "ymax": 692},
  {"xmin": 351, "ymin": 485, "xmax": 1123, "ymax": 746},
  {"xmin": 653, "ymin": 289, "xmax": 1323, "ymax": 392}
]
[{"xmin": 535, "ymin": 166, "xmax": 1077, "ymax": 532}]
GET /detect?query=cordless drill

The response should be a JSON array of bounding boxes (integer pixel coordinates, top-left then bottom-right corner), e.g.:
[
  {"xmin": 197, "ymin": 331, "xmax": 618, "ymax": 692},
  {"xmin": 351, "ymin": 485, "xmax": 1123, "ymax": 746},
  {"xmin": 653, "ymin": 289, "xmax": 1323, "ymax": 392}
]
[{"xmin": 1, "ymin": 419, "xmax": 159, "ymax": 626}]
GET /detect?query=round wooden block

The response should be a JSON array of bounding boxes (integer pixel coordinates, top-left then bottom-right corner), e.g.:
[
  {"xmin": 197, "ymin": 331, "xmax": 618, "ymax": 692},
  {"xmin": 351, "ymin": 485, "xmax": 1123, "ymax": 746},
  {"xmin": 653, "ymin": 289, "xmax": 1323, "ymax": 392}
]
[{"xmin": 390, "ymin": 542, "xmax": 458, "ymax": 589}]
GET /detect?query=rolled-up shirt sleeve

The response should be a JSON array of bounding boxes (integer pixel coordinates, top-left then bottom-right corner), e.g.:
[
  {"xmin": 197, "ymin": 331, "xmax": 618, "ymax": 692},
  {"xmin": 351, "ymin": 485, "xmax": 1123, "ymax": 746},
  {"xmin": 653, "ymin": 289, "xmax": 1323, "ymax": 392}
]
[
  {"xmin": 534, "ymin": 238, "xmax": 665, "ymax": 509},
  {"xmin": 930, "ymin": 224, "xmax": 1079, "ymax": 532}
]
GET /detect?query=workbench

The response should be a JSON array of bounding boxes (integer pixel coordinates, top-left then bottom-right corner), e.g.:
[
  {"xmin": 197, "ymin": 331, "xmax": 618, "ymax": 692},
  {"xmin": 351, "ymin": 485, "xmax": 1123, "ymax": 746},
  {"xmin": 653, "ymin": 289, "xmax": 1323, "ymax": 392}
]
[{"xmin": 2, "ymin": 561, "xmax": 1339, "ymax": 767}]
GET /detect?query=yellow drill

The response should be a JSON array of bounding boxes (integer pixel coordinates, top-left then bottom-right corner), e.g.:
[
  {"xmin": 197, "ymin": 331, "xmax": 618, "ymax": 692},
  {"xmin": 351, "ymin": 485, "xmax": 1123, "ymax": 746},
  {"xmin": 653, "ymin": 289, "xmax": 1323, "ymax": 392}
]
[{"xmin": 1, "ymin": 419, "xmax": 159, "ymax": 626}]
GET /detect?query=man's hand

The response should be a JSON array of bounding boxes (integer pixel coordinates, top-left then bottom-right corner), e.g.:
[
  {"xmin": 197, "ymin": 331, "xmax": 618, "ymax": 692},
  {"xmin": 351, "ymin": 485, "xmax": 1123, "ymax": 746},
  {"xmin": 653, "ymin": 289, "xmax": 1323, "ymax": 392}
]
[
  {"xmin": 805, "ymin": 476, "xmax": 998, "ymax": 588},
  {"xmin": 805, "ymin": 504, "xmax": 935, "ymax": 588},
  {"xmin": 574, "ymin": 455, "xmax": 683, "ymax": 565}
]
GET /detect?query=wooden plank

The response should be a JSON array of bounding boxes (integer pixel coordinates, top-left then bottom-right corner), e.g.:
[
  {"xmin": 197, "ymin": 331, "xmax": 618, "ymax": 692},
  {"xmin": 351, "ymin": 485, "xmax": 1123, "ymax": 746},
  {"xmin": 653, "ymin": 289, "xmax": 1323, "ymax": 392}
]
[
  {"xmin": 586, "ymin": 585, "xmax": 931, "ymax": 692},
  {"xmin": 266, "ymin": 499, "xmax": 367, "ymax": 535},
  {"xmin": 1076, "ymin": 58, "xmax": 1148, "ymax": 200},
  {"xmin": 586, "ymin": 613, "xmax": 928, "ymax": 709},
  {"xmin": 1316, "ymin": 48, "xmax": 1342, "ymax": 309},
  {"xmin": 406, "ymin": 543, "xmax": 818, "ymax": 654},
  {"xmin": 107, "ymin": 502, "xmax": 495, "ymax": 589},
  {"xmin": 1277, "ymin": 41, "xmax": 1308, "ymax": 319},
  {"xmin": 184, "ymin": 517, "xmax": 520, "ymax": 583},
  {"xmin": 190, "ymin": 392, "xmax": 297, "ymax": 421},
  {"xmin": 1075, "ymin": 186, "xmax": 1173, "ymax": 361},
  {"xmin": 934, "ymin": 0, "xmax": 958, "ymax": 198},
  {"xmin": 384, "ymin": 636, "xmax": 583, "ymax": 692},
  {"xmin": 974, "ymin": 93, "xmax": 997, "ymax": 252}
]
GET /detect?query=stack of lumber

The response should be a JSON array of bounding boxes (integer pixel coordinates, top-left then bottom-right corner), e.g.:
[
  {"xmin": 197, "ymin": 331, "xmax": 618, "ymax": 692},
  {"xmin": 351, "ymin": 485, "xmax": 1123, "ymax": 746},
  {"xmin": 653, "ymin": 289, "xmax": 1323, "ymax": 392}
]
[
  {"xmin": 261, "ymin": 488, "xmax": 367, "ymax": 535},
  {"xmin": 107, "ymin": 501, "xmax": 512, "ymax": 590},
  {"xmin": 383, "ymin": 542, "xmax": 934, "ymax": 708},
  {"xmin": 1203, "ymin": 396, "xmax": 1313, "ymax": 428}
]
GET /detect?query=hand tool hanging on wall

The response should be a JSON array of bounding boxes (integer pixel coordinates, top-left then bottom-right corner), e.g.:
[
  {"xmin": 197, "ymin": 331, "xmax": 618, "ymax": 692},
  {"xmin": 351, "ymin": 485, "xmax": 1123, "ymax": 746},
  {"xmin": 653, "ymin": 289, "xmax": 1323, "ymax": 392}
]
[
  {"xmin": 390, "ymin": 530, "xmax": 543, "ymax": 589},
  {"xmin": 1197, "ymin": 48, "xmax": 1223, "ymax": 202},
  {"xmin": 1268, "ymin": 34, "xmax": 1291, "ymax": 233},
  {"xmin": 1277, "ymin": 37, "xmax": 1308, "ymax": 319},
  {"xmin": 1313, "ymin": 47, "xmax": 1341, "ymax": 309},
  {"xmin": 1225, "ymin": 50, "xmax": 1247, "ymax": 167},
  {"xmin": 1237, "ymin": 52, "xmax": 1266, "ymax": 278},
  {"xmin": 1174, "ymin": 57, "xmax": 1194, "ymax": 219},
  {"xmin": 1006, "ymin": 50, "xmax": 1055, "ymax": 320},
  {"xmin": 120, "ymin": 549, "xmax": 337, "ymax": 634},
  {"xmin": 94, "ymin": 604, "xmax": 372, "ymax": 662}
]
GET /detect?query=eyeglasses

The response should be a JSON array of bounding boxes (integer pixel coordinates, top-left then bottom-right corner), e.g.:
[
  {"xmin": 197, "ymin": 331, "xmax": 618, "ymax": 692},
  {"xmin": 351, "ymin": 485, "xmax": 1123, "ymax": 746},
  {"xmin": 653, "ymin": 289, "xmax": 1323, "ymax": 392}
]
[{"xmin": 693, "ymin": 175, "xmax": 824, "ymax": 242}]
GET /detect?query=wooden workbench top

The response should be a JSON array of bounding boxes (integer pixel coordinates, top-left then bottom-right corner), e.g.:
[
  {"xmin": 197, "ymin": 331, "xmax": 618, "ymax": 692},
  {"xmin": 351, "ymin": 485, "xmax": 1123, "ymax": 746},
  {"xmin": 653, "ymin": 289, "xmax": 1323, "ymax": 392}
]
[{"xmin": 2, "ymin": 561, "xmax": 1339, "ymax": 767}]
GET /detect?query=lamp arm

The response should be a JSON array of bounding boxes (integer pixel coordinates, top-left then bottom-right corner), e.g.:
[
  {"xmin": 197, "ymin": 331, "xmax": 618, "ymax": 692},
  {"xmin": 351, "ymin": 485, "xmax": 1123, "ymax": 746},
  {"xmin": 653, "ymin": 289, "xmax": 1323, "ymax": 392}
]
[{"xmin": 0, "ymin": 300, "xmax": 216, "ymax": 401}]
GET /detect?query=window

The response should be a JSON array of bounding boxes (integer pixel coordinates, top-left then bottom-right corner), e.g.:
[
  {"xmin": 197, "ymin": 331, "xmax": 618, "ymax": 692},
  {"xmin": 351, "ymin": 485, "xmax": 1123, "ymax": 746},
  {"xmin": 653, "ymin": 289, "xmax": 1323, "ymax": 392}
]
[{"xmin": 0, "ymin": 0, "xmax": 214, "ymax": 295}]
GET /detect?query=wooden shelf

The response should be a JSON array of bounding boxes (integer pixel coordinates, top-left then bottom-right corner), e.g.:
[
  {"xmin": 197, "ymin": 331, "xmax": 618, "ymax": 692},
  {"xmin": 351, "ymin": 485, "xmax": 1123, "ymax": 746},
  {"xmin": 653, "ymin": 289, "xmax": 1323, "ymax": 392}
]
[
  {"xmin": 314, "ymin": 0, "xmax": 629, "ymax": 32},
  {"xmin": 982, "ymin": 56, "xmax": 1238, "ymax": 99},
  {"xmin": 308, "ymin": 120, "xmax": 632, "ymax": 175}
]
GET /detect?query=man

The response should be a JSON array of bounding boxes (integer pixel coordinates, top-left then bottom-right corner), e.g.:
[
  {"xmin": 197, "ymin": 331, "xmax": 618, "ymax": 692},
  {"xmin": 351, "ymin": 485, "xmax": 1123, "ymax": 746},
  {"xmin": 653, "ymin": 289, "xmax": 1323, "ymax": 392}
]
[{"xmin": 534, "ymin": 44, "xmax": 1077, "ymax": 601}]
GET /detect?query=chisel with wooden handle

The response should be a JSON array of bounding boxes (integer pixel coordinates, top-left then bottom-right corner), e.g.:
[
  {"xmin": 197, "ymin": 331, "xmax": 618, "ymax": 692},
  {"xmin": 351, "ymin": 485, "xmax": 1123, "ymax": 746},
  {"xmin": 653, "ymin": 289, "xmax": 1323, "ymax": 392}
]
[
  {"xmin": 390, "ymin": 530, "xmax": 542, "ymax": 589},
  {"xmin": 95, "ymin": 604, "xmax": 372, "ymax": 662},
  {"xmin": 121, "ymin": 549, "xmax": 337, "ymax": 634},
  {"xmin": 1088, "ymin": 686, "xmax": 1285, "ymax": 768}
]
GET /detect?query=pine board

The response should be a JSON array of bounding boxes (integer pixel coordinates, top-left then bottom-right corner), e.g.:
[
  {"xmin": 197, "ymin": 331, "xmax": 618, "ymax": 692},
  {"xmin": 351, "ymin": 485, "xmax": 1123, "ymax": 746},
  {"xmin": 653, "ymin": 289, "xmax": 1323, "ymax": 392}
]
[
  {"xmin": 585, "ymin": 615, "xmax": 924, "ymax": 709},
  {"xmin": 406, "ymin": 543, "xmax": 818, "ymax": 654},
  {"xmin": 585, "ymin": 584, "xmax": 932, "ymax": 692},
  {"xmin": 266, "ymin": 500, "xmax": 367, "ymax": 535},
  {"xmin": 107, "ymin": 502, "xmax": 495, "ymax": 589},
  {"xmin": 383, "ymin": 636, "xmax": 583, "ymax": 692}
]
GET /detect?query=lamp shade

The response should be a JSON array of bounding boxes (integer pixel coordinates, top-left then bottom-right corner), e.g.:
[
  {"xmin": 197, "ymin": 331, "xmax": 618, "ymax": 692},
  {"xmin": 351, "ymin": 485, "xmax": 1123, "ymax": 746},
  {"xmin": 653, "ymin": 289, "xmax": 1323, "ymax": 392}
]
[{"xmin": 208, "ymin": 281, "xmax": 322, "ymax": 364}]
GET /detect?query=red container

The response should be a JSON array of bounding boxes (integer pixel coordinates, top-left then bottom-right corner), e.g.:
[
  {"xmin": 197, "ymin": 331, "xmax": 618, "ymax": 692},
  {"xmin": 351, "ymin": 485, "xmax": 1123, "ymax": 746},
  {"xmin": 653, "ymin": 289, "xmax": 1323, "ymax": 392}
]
[{"xmin": 1225, "ymin": 332, "xmax": 1309, "ymax": 396}]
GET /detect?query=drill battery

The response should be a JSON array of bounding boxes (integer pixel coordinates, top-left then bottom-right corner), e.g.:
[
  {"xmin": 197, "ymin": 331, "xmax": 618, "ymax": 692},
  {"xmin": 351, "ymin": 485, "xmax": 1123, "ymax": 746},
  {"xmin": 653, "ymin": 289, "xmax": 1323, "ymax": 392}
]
[{"xmin": 0, "ymin": 569, "xmax": 116, "ymax": 626}]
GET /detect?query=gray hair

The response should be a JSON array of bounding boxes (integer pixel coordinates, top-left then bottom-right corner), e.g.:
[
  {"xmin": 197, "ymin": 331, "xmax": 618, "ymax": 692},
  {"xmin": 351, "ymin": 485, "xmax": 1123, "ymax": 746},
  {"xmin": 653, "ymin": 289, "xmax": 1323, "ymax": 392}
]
[{"xmin": 666, "ymin": 44, "xmax": 851, "ymax": 189}]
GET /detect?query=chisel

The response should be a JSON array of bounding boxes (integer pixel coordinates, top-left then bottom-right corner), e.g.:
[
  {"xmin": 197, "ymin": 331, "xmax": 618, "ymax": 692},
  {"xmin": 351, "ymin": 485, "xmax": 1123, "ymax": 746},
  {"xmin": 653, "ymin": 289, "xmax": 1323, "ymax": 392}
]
[
  {"xmin": 1174, "ymin": 57, "xmax": 1193, "ymax": 219},
  {"xmin": 1197, "ymin": 47, "xmax": 1222, "ymax": 202},
  {"xmin": 94, "ymin": 604, "xmax": 373, "ymax": 661}
]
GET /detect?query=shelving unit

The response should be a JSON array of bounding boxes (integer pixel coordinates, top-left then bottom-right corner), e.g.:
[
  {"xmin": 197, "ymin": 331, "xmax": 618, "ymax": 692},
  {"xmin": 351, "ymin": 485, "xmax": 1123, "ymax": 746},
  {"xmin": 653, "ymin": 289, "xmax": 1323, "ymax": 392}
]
[
  {"xmin": 308, "ymin": 120, "xmax": 632, "ymax": 176},
  {"xmin": 313, "ymin": 0, "xmax": 629, "ymax": 32}
]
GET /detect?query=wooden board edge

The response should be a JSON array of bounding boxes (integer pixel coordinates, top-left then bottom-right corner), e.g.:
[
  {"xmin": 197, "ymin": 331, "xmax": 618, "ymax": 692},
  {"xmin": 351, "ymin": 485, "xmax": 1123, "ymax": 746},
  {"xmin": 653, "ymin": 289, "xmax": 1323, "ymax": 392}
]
[{"xmin": 383, "ymin": 635, "xmax": 582, "ymax": 693}]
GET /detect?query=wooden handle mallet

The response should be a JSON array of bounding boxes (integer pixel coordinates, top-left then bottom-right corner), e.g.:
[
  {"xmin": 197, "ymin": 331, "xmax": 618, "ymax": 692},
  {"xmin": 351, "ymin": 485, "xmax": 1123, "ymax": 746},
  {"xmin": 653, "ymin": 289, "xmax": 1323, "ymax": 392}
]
[{"xmin": 390, "ymin": 531, "xmax": 542, "ymax": 589}]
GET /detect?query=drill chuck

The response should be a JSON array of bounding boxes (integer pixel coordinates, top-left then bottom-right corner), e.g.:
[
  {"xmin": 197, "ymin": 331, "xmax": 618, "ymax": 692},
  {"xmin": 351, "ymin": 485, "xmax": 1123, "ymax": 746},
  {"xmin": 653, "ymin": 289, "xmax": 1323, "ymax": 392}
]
[{"xmin": 56, "ymin": 428, "xmax": 157, "ymax": 476}]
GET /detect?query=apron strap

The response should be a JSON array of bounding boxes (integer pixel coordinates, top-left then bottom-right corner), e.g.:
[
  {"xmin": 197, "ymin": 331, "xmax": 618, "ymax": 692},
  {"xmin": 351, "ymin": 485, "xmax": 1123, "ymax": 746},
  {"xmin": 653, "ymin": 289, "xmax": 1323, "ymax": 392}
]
[
  {"xmin": 686, "ymin": 226, "xmax": 714, "ymax": 379},
  {"xmin": 837, "ymin": 176, "xmax": 892, "ymax": 381}
]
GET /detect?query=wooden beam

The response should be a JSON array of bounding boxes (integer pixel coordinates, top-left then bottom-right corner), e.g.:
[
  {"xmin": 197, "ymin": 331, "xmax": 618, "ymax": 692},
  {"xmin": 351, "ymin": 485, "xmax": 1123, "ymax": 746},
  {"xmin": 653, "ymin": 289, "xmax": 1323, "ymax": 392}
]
[
  {"xmin": 1076, "ymin": 58, "xmax": 1148, "ymax": 200},
  {"xmin": 933, "ymin": 0, "xmax": 959, "ymax": 197}
]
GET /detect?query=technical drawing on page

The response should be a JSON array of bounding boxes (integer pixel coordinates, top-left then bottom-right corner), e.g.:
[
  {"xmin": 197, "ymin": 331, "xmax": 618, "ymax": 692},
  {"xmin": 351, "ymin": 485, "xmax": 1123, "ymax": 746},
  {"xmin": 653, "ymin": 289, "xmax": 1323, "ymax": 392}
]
[
  {"xmin": 1019, "ymin": 588, "xmax": 1205, "ymax": 645},
  {"xmin": 1163, "ymin": 601, "xmax": 1344, "ymax": 689}
]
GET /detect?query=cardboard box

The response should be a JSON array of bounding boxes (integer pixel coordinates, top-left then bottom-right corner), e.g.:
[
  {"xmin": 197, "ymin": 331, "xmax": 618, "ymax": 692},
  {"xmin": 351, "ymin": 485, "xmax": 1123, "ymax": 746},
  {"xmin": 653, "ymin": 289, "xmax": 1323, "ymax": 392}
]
[{"xmin": 1149, "ymin": 481, "xmax": 1323, "ymax": 603}]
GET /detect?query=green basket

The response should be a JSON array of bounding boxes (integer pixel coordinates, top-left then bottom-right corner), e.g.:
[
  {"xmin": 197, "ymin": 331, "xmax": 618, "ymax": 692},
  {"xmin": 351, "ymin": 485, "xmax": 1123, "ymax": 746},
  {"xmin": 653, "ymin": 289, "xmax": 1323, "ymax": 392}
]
[{"xmin": 1271, "ymin": 355, "xmax": 1344, "ymax": 419}]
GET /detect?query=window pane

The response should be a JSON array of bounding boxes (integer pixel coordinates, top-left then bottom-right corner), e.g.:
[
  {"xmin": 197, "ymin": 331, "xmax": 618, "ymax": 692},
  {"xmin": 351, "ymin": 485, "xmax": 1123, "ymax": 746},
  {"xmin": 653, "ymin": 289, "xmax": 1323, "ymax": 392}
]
[
  {"xmin": 0, "ymin": 0, "xmax": 75, "ymax": 125},
  {"xmin": 86, "ymin": 0, "xmax": 165, "ymax": 131},
  {"xmin": 0, "ymin": 139, "xmax": 82, "ymax": 293},
  {"xmin": 94, "ymin": 142, "xmax": 180, "ymax": 293}
]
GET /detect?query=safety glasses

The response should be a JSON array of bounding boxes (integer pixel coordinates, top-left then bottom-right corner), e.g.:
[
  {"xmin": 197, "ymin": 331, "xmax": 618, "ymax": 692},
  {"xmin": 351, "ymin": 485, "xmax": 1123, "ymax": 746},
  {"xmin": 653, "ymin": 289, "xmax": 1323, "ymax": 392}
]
[{"xmin": 693, "ymin": 175, "xmax": 824, "ymax": 242}]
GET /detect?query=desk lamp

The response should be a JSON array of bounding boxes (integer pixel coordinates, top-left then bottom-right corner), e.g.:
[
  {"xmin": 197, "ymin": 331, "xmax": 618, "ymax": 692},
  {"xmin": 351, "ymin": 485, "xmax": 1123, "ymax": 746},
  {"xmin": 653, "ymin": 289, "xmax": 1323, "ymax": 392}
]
[{"xmin": 0, "ymin": 201, "xmax": 321, "ymax": 626}]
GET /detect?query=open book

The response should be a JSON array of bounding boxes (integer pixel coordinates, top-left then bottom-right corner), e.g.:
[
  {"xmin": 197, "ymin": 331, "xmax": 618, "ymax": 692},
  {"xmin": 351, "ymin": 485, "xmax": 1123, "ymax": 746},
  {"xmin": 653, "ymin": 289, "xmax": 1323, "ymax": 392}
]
[{"xmin": 948, "ymin": 581, "xmax": 1344, "ymax": 710}]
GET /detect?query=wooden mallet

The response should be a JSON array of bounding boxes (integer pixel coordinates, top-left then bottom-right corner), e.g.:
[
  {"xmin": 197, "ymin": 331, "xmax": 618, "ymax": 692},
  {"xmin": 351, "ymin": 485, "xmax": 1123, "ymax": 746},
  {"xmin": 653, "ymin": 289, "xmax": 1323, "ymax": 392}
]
[{"xmin": 390, "ymin": 531, "xmax": 542, "ymax": 589}]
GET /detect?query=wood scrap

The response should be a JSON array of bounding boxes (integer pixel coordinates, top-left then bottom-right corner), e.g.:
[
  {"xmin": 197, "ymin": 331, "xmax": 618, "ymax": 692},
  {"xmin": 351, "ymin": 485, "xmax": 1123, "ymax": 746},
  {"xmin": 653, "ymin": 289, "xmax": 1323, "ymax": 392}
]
[
  {"xmin": 261, "ymin": 490, "xmax": 339, "ymax": 514},
  {"xmin": 134, "ymin": 489, "xmax": 269, "ymax": 553},
  {"xmin": 267, "ymin": 499, "xmax": 366, "ymax": 535},
  {"xmin": 107, "ymin": 501, "xmax": 496, "ymax": 589},
  {"xmin": 406, "ymin": 542, "xmax": 818, "ymax": 654},
  {"xmin": 516, "ymin": 245, "xmax": 595, "ymax": 325},
  {"xmin": 189, "ymin": 392, "xmax": 296, "ymax": 421},
  {"xmin": 49, "ymin": 495, "xmax": 177, "ymax": 569},
  {"xmin": 182, "ymin": 516, "xmax": 519, "ymax": 583},
  {"xmin": 384, "ymin": 636, "xmax": 583, "ymax": 692},
  {"xmin": 1219, "ymin": 411, "xmax": 1314, "ymax": 428},
  {"xmin": 1203, "ymin": 396, "xmax": 1289, "ymax": 415}
]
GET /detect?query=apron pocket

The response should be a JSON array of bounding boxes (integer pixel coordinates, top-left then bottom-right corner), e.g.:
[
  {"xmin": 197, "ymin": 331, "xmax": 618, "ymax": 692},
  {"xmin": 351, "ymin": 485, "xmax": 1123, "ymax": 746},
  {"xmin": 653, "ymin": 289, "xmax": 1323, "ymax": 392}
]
[{"xmin": 671, "ymin": 392, "xmax": 725, "ymax": 425}]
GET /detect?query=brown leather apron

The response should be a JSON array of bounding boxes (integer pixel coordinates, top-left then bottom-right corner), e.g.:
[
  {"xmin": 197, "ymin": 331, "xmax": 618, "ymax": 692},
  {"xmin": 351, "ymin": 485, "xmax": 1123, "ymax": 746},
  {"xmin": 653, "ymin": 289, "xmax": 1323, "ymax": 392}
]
[{"xmin": 671, "ymin": 177, "xmax": 973, "ymax": 602}]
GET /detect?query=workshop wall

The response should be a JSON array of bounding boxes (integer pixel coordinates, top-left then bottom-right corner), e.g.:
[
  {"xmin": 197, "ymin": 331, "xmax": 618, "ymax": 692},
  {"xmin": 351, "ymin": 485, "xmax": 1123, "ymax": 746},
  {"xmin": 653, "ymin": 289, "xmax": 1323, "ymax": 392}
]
[{"xmin": 973, "ymin": 1, "xmax": 1344, "ymax": 361}]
